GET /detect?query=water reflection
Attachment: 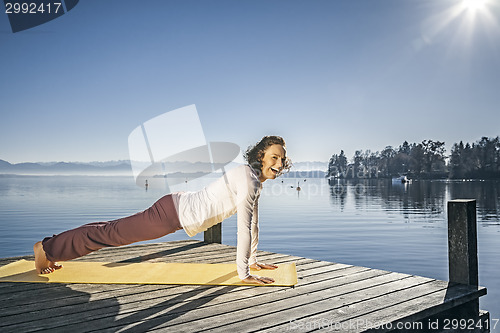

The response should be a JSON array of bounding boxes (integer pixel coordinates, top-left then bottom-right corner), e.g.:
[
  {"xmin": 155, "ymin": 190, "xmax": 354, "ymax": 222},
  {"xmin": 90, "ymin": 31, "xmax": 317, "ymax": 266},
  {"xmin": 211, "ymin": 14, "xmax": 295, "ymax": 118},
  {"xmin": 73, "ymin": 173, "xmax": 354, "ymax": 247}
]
[
  {"xmin": 328, "ymin": 179, "xmax": 500, "ymax": 223},
  {"xmin": 448, "ymin": 180, "xmax": 500, "ymax": 223},
  {"xmin": 329, "ymin": 180, "xmax": 347, "ymax": 212}
]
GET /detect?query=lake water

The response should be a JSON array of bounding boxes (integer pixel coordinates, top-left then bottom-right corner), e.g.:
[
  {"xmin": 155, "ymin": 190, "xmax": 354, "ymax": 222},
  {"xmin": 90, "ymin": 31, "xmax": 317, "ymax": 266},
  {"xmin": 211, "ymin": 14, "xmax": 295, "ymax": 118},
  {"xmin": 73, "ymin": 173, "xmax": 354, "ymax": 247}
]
[{"xmin": 0, "ymin": 175, "xmax": 499, "ymax": 330}]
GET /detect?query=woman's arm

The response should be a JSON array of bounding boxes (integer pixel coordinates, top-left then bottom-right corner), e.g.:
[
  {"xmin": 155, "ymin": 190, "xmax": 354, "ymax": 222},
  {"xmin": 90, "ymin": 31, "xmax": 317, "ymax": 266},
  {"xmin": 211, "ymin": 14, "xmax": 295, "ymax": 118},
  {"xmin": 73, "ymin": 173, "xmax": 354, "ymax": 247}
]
[
  {"xmin": 235, "ymin": 185, "xmax": 259, "ymax": 280},
  {"xmin": 233, "ymin": 165, "xmax": 275, "ymax": 284},
  {"xmin": 248, "ymin": 196, "xmax": 278, "ymax": 272},
  {"xmin": 249, "ymin": 194, "xmax": 259, "ymax": 266}
]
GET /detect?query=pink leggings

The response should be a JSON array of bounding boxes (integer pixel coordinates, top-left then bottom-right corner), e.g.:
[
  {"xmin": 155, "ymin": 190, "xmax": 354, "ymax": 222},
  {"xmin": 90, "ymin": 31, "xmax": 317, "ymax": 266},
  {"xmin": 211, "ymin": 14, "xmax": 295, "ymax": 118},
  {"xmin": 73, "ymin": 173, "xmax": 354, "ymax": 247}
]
[{"xmin": 42, "ymin": 194, "xmax": 182, "ymax": 262}]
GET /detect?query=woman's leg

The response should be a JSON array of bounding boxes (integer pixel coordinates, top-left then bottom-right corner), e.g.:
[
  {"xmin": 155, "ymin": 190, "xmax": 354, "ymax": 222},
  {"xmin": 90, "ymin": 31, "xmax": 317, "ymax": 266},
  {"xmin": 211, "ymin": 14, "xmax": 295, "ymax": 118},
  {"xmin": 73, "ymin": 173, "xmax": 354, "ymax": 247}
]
[{"xmin": 34, "ymin": 194, "xmax": 181, "ymax": 274}]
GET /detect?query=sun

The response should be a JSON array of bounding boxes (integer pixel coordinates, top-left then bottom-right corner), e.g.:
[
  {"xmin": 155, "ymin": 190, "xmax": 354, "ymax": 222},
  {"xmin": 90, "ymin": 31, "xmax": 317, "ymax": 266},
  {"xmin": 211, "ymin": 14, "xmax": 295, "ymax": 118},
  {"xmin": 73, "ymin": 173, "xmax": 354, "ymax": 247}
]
[
  {"xmin": 462, "ymin": 0, "xmax": 488, "ymax": 11},
  {"xmin": 413, "ymin": 0, "xmax": 498, "ymax": 53}
]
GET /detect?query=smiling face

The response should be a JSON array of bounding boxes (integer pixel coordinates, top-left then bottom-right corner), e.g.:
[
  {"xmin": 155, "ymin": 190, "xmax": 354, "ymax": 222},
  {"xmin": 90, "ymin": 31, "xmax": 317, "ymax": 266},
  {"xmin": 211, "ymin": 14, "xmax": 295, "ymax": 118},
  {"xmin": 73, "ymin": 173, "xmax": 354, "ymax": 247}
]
[{"xmin": 258, "ymin": 144, "xmax": 286, "ymax": 182}]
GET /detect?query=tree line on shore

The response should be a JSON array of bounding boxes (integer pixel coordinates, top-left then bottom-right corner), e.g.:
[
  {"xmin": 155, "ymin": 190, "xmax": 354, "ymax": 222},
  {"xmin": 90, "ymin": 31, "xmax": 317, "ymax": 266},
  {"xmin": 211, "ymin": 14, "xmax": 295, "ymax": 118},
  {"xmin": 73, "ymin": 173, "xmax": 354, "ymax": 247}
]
[{"xmin": 327, "ymin": 136, "xmax": 500, "ymax": 180}]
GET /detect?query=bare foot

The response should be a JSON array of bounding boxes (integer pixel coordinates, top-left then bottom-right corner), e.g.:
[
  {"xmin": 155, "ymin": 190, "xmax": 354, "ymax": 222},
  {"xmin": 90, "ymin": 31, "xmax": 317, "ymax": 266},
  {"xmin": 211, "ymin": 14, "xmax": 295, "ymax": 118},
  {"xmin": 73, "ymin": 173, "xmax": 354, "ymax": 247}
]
[{"xmin": 33, "ymin": 241, "xmax": 62, "ymax": 274}]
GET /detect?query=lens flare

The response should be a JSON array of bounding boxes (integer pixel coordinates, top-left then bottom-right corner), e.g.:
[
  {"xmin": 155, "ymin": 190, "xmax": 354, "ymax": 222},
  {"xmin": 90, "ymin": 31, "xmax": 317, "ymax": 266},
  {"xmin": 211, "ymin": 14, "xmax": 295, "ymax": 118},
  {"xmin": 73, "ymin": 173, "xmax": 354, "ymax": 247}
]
[{"xmin": 462, "ymin": 0, "xmax": 487, "ymax": 11}]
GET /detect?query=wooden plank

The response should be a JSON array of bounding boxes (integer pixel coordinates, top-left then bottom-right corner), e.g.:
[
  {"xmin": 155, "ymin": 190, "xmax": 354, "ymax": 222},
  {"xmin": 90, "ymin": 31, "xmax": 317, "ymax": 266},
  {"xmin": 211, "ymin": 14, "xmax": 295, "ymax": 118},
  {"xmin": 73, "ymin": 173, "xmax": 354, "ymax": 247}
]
[
  {"xmin": 261, "ymin": 279, "xmax": 451, "ymax": 332},
  {"xmin": 0, "ymin": 241, "xmax": 301, "ymax": 297},
  {"xmin": 0, "ymin": 256, "xmax": 314, "ymax": 313},
  {"xmin": 0, "ymin": 240, "xmax": 488, "ymax": 333},
  {"xmin": 358, "ymin": 284, "xmax": 487, "ymax": 333},
  {"xmin": 0, "ymin": 252, "xmax": 308, "ymax": 305},
  {"xmin": 0, "ymin": 262, "xmax": 365, "ymax": 331},
  {"xmin": 0, "ymin": 240, "xmax": 304, "ymax": 269},
  {"xmin": 0, "ymin": 250, "xmax": 304, "ymax": 305},
  {"xmin": 0, "ymin": 249, "xmax": 309, "ymax": 316},
  {"xmin": 73, "ymin": 241, "xmax": 230, "ymax": 262},
  {"xmin": 83, "ymin": 269, "xmax": 398, "ymax": 332},
  {"xmin": 0, "ymin": 255, "xmax": 33, "ymax": 266},
  {"xmin": 77, "ymin": 245, "xmax": 291, "ymax": 266},
  {"xmin": 76, "ymin": 266, "xmax": 373, "ymax": 332},
  {"xmin": 193, "ymin": 275, "xmax": 432, "ymax": 333},
  {"xmin": 204, "ymin": 223, "xmax": 222, "ymax": 244},
  {"xmin": 0, "ymin": 256, "xmax": 324, "ymax": 317}
]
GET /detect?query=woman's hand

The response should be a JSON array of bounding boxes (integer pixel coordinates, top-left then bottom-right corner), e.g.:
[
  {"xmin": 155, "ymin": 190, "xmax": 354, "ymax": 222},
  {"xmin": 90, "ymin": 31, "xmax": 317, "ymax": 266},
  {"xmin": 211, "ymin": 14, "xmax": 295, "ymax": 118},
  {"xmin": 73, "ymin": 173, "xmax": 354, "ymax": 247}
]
[
  {"xmin": 241, "ymin": 274, "xmax": 275, "ymax": 285},
  {"xmin": 250, "ymin": 262, "xmax": 278, "ymax": 271},
  {"xmin": 242, "ymin": 263, "xmax": 278, "ymax": 284}
]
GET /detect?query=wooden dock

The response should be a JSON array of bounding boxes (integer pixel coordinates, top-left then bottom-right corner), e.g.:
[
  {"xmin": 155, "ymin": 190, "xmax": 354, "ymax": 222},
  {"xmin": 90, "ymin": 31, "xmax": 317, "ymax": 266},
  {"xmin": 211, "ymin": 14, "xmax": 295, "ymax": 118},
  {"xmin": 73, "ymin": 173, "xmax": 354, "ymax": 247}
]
[{"xmin": 0, "ymin": 239, "xmax": 489, "ymax": 332}]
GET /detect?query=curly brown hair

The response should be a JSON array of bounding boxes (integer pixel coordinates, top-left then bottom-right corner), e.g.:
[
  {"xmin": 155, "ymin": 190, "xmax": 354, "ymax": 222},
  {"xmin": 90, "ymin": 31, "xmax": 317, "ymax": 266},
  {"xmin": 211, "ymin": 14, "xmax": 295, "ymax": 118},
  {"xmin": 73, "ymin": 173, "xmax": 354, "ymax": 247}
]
[{"xmin": 244, "ymin": 135, "xmax": 292, "ymax": 177}]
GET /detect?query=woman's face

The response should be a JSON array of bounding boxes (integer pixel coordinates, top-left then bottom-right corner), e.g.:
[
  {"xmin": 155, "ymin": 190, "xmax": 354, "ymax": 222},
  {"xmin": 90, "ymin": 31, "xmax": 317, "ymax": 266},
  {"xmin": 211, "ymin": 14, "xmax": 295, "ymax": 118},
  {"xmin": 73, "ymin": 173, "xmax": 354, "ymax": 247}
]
[{"xmin": 259, "ymin": 144, "xmax": 286, "ymax": 182}]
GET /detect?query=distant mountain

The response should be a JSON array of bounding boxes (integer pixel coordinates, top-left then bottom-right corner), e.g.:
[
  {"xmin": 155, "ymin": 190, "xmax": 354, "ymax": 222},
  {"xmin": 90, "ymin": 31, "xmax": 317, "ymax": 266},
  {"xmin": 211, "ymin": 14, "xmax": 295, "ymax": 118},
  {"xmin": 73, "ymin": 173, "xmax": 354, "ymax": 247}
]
[
  {"xmin": 291, "ymin": 161, "xmax": 327, "ymax": 171},
  {"xmin": 0, "ymin": 159, "xmax": 328, "ymax": 176},
  {"xmin": 283, "ymin": 170, "xmax": 326, "ymax": 178},
  {"xmin": 36, "ymin": 160, "xmax": 131, "ymax": 167},
  {"xmin": 0, "ymin": 159, "xmax": 132, "ymax": 175}
]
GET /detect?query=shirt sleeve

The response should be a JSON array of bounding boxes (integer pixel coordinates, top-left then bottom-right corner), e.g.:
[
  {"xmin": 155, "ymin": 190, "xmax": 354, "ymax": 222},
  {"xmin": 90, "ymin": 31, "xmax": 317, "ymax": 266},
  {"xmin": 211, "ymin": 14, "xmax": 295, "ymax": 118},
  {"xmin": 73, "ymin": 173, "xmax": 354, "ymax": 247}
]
[
  {"xmin": 248, "ymin": 194, "xmax": 259, "ymax": 266},
  {"xmin": 236, "ymin": 168, "xmax": 261, "ymax": 280}
]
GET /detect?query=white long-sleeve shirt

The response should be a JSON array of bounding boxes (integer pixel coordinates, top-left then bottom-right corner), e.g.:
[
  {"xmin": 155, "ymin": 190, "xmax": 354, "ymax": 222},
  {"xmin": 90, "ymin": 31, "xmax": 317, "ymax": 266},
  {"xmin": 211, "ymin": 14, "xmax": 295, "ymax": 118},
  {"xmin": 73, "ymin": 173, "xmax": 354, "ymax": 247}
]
[{"xmin": 172, "ymin": 164, "xmax": 262, "ymax": 279}]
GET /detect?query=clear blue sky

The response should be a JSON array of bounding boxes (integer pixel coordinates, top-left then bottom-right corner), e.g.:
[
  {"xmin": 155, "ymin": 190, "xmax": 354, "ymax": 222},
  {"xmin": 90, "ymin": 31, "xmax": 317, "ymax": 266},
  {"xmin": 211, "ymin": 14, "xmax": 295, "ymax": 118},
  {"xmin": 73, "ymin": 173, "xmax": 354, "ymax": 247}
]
[{"xmin": 1, "ymin": 0, "xmax": 499, "ymax": 163}]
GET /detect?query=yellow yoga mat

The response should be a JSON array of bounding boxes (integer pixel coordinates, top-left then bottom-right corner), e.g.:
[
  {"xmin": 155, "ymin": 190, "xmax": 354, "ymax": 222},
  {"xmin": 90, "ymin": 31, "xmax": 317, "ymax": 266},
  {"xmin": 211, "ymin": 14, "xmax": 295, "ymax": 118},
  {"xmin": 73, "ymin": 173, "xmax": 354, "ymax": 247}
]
[{"xmin": 0, "ymin": 260, "xmax": 297, "ymax": 286}]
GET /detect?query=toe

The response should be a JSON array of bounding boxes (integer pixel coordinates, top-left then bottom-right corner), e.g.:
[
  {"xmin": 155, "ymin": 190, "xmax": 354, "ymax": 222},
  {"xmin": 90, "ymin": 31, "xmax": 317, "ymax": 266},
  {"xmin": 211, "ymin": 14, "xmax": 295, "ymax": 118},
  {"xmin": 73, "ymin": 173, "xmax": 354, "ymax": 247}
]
[{"xmin": 41, "ymin": 267, "xmax": 54, "ymax": 274}]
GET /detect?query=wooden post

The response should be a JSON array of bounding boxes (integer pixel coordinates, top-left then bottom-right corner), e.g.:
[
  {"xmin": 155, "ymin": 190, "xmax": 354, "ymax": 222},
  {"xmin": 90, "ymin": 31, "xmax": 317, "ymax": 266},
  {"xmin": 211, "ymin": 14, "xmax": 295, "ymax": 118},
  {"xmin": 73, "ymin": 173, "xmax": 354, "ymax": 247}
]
[
  {"xmin": 448, "ymin": 199, "xmax": 480, "ymax": 320},
  {"xmin": 204, "ymin": 224, "xmax": 222, "ymax": 244},
  {"xmin": 447, "ymin": 199, "xmax": 478, "ymax": 286}
]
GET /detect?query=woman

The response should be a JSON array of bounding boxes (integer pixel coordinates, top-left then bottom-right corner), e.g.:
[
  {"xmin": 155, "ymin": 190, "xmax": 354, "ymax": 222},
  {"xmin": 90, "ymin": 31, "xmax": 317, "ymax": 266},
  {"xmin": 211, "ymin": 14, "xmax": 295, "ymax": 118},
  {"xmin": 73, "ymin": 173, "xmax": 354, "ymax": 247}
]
[{"xmin": 34, "ymin": 135, "xmax": 291, "ymax": 285}]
